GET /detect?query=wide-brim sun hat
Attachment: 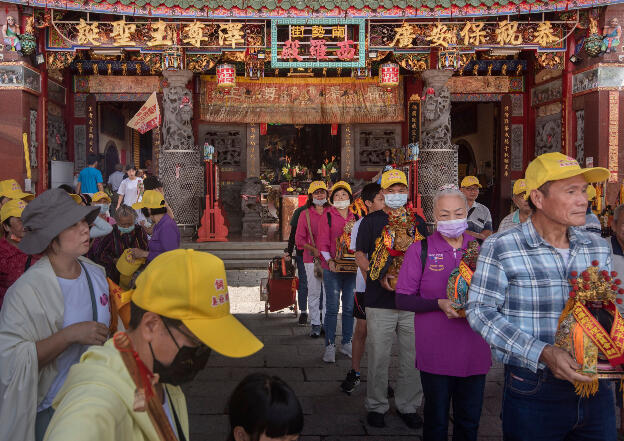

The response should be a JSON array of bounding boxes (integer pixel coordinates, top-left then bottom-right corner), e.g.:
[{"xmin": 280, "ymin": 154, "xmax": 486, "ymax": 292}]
[{"xmin": 19, "ymin": 188, "xmax": 100, "ymax": 255}]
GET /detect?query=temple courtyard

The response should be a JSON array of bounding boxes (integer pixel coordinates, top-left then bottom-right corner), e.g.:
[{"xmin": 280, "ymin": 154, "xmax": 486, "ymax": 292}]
[{"xmin": 183, "ymin": 279, "xmax": 506, "ymax": 441}]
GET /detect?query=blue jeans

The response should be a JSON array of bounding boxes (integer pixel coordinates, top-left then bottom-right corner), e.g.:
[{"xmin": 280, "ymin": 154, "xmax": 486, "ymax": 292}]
[
  {"xmin": 503, "ymin": 365, "xmax": 616, "ymax": 441},
  {"xmin": 322, "ymin": 269, "xmax": 355, "ymax": 346},
  {"xmin": 420, "ymin": 371, "xmax": 485, "ymax": 441},
  {"xmin": 295, "ymin": 255, "xmax": 308, "ymax": 312}
]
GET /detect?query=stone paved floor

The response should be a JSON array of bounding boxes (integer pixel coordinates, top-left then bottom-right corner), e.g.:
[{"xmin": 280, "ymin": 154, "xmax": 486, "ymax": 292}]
[{"xmin": 183, "ymin": 286, "xmax": 504, "ymax": 441}]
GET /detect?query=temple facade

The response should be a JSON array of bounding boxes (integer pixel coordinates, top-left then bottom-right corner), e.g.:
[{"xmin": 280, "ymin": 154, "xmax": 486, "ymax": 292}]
[{"xmin": 1, "ymin": 0, "xmax": 623, "ymax": 238}]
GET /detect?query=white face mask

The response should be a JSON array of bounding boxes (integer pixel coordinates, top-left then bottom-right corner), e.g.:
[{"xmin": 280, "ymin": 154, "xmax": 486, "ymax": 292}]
[
  {"xmin": 312, "ymin": 198, "xmax": 327, "ymax": 206},
  {"xmin": 333, "ymin": 200, "xmax": 350, "ymax": 210}
]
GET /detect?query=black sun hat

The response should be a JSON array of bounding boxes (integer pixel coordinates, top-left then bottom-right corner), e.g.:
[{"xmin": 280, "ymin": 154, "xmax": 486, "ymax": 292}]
[{"xmin": 18, "ymin": 188, "xmax": 100, "ymax": 255}]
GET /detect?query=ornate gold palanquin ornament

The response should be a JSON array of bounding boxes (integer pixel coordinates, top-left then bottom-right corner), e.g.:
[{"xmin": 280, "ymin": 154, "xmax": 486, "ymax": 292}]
[
  {"xmin": 555, "ymin": 261, "xmax": 624, "ymax": 397},
  {"xmin": 446, "ymin": 240, "xmax": 479, "ymax": 318},
  {"xmin": 369, "ymin": 207, "xmax": 424, "ymax": 290}
]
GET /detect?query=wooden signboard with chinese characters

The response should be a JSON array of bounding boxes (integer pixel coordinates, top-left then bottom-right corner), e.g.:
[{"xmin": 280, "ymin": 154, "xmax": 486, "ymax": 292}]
[
  {"xmin": 86, "ymin": 94, "xmax": 98, "ymax": 155},
  {"xmin": 48, "ymin": 18, "xmax": 265, "ymax": 50},
  {"xmin": 408, "ymin": 97, "xmax": 421, "ymax": 146},
  {"xmin": 367, "ymin": 20, "xmax": 574, "ymax": 51},
  {"xmin": 271, "ymin": 18, "xmax": 366, "ymax": 68},
  {"xmin": 497, "ymin": 95, "xmax": 513, "ymax": 223}
]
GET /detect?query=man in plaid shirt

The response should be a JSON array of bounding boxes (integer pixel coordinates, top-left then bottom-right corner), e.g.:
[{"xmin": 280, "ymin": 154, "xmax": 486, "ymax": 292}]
[{"xmin": 467, "ymin": 152, "xmax": 615, "ymax": 441}]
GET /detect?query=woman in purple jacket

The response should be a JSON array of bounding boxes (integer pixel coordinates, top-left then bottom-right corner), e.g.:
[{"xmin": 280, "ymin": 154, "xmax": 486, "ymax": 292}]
[{"xmin": 395, "ymin": 185, "xmax": 491, "ymax": 441}]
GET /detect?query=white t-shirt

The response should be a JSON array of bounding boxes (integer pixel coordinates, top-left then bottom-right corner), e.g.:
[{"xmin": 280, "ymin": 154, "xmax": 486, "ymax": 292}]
[
  {"xmin": 117, "ymin": 177, "xmax": 143, "ymax": 207},
  {"xmin": 350, "ymin": 218, "xmax": 366, "ymax": 293},
  {"xmin": 556, "ymin": 247, "xmax": 570, "ymax": 268},
  {"xmin": 38, "ymin": 262, "xmax": 111, "ymax": 411}
]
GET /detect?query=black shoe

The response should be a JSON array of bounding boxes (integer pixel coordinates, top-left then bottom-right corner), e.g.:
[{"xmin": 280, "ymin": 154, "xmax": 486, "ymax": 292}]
[
  {"xmin": 320, "ymin": 326, "xmax": 325, "ymax": 336},
  {"xmin": 387, "ymin": 385, "xmax": 394, "ymax": 398},
  {"xmin": 366, "ymin": 411, "xmax": 385, "ymax": 428},
  {"xmin": 397, "ymin": 411, "xmax": 423, "ymax": 429},
  {"xmin": 298, "ymin": 312, "xmax": 308, "ymax": 326},
  {"xmin": 340, "ymin": 369, "xmax": 361, "ymax": 394}
]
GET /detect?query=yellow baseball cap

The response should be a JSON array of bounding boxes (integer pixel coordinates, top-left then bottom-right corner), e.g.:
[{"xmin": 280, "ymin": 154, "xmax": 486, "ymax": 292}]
[
  {"xmin": 92, "ymin": 191, "xmax": 111, "ymax": 204},
  {"xmin": 116, "ymin": 249, "xmax": 145, "ymax": 277},
  {"xmin": 460, "ymin": 176, "xmax": 482, "ymax": 188},
  {"xmin": 0, "ymin": 179, "xmax": 34, "ymax": 201},
  {"xmin": 587, "ymin": 184, "xmax": 597, "ymax": 201},
  {"xmin": 330, "ymin": 181, "xmax": 352, "ymax": 195},
  {"xmin": 512, "ymin": 179, "xmax": 527, "ymax": 195},
  {"xmin": 68, "ymin": 194, "xmax": 83, "ymax": 204},
  {"xmin": 132, "ymin": 190, "xmax": 165, "ymax": 210},
  {"xmin": 308, "ymin": 181, "xmax": 328, "ymax": 195},
  {"xmin": 127, "ymin": 249, "xmax": 263, "ymax": 358},
  {"xmin": 524, "ymin": 152, "xmax": 610, "ymax": 199},
  {"xmin": 381, "ymin": 169, "xmax": 407, "ymax": 189},
  {"xmin": 0, "ymin": 199, "xmax": 27, "ymax": 223}
]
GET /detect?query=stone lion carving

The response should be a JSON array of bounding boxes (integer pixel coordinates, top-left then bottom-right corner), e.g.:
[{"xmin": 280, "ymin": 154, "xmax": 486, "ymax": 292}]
[
  {"xmin": 421, "ymin": 87, "xmax": 451, "ymax": 150},
  {"xmin": 162, "ymin": 85, "xmax": 193, "ymax": 150}
]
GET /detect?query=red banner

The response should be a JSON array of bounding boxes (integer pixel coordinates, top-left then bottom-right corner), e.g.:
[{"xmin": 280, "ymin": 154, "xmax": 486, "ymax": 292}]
[{"xmin": 199, "ymin": 76, "xmax": 404, "ymax": 124}]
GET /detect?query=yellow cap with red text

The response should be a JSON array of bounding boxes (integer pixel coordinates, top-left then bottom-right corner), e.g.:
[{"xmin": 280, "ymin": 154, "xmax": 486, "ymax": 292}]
[
  {"xmin": 380, "ymin": 169, "xmax": 407, "ymax": 189},
  {"xmin": 127, "ymin": 249, "xmax": 263, "ymax": 358},
  {"xmin": 512, "ymin": 179, "xmax": 527, "ymax": 195},
  {"xmin": 92, "ymin": 191, "xmax": 111, "ymax": 204},
  {"xmin": 330, "ymin": 181, "xmax": 352, "ymax": 196},
  {"xmin": 460, "ymin": 176, "xmax": 482, "ymax": 188},
  {"xmin": 308, "ymin": 181, "xmax": 328, "ymax": 195},
  {"xmin": 0, "ymin": 199, "xmax": 27, "ymax": 223},
  {"xmin": 524, "ymin": 152, "xmax": 609, "ymax": 199},
  {"xmin": 0, "ymin": 179, "xmax": 34, "ymax": 201}
]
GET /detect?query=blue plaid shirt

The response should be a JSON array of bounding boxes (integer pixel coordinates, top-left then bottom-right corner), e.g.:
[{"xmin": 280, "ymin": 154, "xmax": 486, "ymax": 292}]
[{"xmin": 466, "ymin": 219, "xmax": 612, "ymax": 372}]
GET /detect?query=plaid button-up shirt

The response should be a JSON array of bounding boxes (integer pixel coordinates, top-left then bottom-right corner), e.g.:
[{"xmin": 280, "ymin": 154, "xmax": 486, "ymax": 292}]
[{"xmin": 466, "ymin": 219, "xmax": 612, "ymax": 372}]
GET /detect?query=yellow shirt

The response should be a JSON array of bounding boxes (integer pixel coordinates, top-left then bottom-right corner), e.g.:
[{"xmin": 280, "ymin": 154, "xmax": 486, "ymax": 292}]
[{"xmin": 44, "ymin": 339, "xmax": 189, "ymax": 441}]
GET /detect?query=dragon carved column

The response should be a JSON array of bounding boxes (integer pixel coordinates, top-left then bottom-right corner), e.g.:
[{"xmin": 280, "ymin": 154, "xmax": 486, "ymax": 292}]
[
  {"xmin": 419, "ymin": 70, "xmax": 458, "ymax": 223},
  {"xmin": 159, "ymin": 70, "xmax": 204, "ymax": 228}
]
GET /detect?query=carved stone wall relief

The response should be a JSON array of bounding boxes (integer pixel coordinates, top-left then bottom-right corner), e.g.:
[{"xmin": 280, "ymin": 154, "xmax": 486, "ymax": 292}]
[
  {"xmin": 511, "ymin": 124, "xmax": 524, "ymax": 171},
  {"xmin": 575, "ymin": 110, "xmax": 585, "ymax": 165},
  {"xmin": 47, "ymin": 114, "xmax": 67, "ymax": 161},
  {"xmin": 29, "ymin": 110, "xmax": 38, "ymax": 168},
  {"xmin": 162, "ymin": 70, "xmax": 194, "ymax": 150},
  {"xmin": 356, "ymin": 125, "xmax": 401, "ymax": 168},
  {"xmin": 535, "ymin": 113, "xmax": 562, "ymax": 156}
]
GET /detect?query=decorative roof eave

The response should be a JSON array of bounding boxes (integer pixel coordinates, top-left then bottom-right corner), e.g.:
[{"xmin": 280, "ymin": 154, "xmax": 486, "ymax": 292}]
[{"xmin": 6, "ymin": 0, "xmax": 619, "ymax": 18}]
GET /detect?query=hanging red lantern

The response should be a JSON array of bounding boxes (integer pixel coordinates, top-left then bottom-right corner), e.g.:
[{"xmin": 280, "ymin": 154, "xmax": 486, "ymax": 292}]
[
  {"xmin": 379, "ymin": 62, "xmax": 400, "ymax": 91},
  {"xmin": 216, "ymin": 63, "xmax": 236, "ymax": 92}
]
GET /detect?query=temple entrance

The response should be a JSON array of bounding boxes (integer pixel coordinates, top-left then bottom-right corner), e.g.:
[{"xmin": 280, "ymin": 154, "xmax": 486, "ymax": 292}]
[
  {"xmin": 260, "ymin": 124, "xmax": 340, "ymax": 189},
  {"xmin": 451, "ymin": 101, "xmax": 503, "ymax": 226}
]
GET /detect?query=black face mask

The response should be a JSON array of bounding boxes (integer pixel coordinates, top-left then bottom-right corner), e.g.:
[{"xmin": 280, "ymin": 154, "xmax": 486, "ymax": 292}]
[{"xmin": 150, "ymin": 322, "xmax": 211, "ymax": 386}]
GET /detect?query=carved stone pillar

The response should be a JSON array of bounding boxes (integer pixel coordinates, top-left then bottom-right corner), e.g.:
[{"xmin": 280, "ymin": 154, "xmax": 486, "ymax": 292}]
[
  {"xmin": 419, "ymin": 70, "xmax": 458, "ymax": 223},
  {"xmin": 159, "ymin": 70, "xmax": 204, "ymax": 227}
]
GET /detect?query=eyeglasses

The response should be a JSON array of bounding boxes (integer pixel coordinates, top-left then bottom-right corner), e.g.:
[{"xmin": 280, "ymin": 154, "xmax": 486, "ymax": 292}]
[{"xmin": 163, "ymin": 321, "xmax": 212, "ymax": 362}]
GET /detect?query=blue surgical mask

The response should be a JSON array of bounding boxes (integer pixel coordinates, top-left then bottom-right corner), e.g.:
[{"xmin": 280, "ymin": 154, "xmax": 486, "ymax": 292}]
[
  {"xmin": 99, "ymin": 204, "xmax": 110, "ymax": 214},
  {"xmin": 313, "ymin": 198, "xmax": 327, "ymax": 206},
  {"xmin": 384, "ymin": 193, "xmax": 408, "ymax": 209},
  {"xmin": 118, "ymin": 225, "xmax": 135, "ymax": 234}
]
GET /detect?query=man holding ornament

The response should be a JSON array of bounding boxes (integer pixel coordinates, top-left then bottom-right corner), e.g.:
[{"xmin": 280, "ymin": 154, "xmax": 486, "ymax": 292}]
[{"xmin": 467, "ymin": 152, "xmax": 618, "ymax": 441}]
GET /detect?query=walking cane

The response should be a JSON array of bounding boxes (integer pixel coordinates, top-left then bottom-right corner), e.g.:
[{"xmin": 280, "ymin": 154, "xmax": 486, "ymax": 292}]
[{"xmin": 113, "ymin": 332, "xmax": 179, "ymax": 441}]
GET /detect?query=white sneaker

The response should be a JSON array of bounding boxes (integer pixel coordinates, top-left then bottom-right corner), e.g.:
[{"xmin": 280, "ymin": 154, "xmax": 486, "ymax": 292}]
[
  {"xmin": 339, "ymin": 341, "xmax": 353, "ymax": 359},
  {"xmin": 322, "ymin": 344, "xmax": 336, "ymax": 363}
]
